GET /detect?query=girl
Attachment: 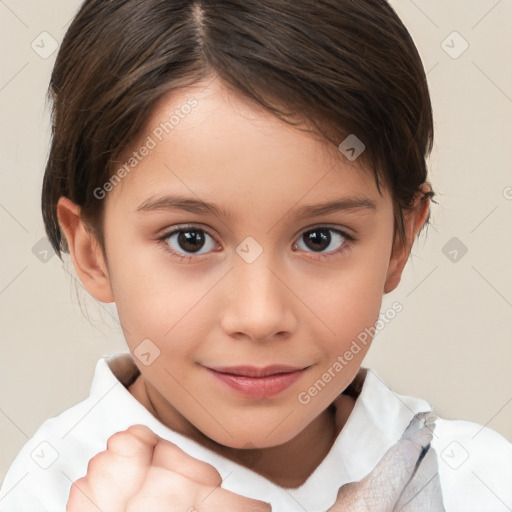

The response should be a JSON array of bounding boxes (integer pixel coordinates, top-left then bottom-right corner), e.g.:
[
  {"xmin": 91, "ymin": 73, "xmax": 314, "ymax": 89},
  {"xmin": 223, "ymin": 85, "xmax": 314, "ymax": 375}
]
[{"xmin": 1, "ymin": 0, "xmax": 510, "ymax": 510}]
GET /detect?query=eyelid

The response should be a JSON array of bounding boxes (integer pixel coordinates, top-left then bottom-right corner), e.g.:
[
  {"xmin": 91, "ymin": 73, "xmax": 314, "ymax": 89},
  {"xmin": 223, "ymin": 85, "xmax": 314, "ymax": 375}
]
[
  {"xmin": 157, "ymin": 223, "xmax": 218, "ymax": 241},
  {"xmin": 157, "ymin": 223, "xmax": 356, "ymax": 261},
  {"xmin": 158, "ymin": 222, "xmax": 354, "ymax": 243},
  {"xmin": 157, "ymin": 224, "xmax": 220, "ymax": 262},
  {"xmin": 292, "ymin": 225, "xmax": 354, "ymax": 259},
  {"xmin": 294, "ymin": 222, "xmax": 355, "ymax": 239}
]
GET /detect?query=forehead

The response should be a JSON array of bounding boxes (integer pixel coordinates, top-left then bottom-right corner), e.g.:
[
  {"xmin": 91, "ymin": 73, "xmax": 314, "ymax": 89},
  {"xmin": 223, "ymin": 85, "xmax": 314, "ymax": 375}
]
[{"xmin": 105, "ymin": 78, "xmax": 389, "ymax": 214}]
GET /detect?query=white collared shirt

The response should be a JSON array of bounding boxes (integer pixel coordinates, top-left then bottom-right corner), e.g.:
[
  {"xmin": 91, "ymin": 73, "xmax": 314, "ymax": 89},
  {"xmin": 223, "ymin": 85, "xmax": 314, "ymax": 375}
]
[{"xmin": 0, "ymin": 353, "xmax": 510, "ymax": 511}]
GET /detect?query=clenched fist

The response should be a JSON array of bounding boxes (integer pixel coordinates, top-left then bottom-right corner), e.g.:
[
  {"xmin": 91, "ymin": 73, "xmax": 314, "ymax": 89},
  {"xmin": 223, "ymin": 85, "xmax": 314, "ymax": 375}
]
[{"xmin": 66, "ymin": 425, "xmax": 272, "ymax": 512}]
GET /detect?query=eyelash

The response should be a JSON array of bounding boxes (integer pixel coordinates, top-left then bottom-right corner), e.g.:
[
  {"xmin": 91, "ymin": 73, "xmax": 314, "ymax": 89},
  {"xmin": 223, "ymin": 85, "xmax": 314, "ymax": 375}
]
[{"xmin": 157, "ymin": 224, "xmax": 355, "ymax": 262}]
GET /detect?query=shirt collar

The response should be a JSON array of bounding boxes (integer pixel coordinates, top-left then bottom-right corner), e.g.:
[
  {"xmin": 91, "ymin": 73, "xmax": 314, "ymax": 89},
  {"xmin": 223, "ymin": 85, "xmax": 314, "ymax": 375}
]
[{"xmin": 93, "ymin": 352, "xmax": 432, "ymax": 510}]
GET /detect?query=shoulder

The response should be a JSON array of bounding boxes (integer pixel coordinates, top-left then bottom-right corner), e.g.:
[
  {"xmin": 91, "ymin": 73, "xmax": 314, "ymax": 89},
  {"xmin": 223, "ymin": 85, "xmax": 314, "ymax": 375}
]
[
  {"xmin": 0, "ymin": 354, "xmax": 142, "ymax": 511},
  {"xmin": 0, "ymin": 390, "xmax": 111, "ymax": 511},
  {"xmin": 432, "ymin": 416, "xmax": 512, "ymax": 511},
  {"xmin": 0, "ymin": 408, "xmax": 83, "ymax": 510}
]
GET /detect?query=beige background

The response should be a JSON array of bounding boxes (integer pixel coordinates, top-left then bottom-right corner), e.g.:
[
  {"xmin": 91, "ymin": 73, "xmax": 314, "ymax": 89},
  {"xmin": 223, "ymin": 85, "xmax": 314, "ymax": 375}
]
[{"xmin": 1, "ymin": 0, "xmax": 511, "ymax": 484}]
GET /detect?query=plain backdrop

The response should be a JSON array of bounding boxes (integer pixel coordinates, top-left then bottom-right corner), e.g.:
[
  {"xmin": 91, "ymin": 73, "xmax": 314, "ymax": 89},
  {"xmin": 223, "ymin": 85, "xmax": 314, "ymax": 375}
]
[{"xmin": 1, "ymin": 0, "xmax": 511, "ymax": 484}]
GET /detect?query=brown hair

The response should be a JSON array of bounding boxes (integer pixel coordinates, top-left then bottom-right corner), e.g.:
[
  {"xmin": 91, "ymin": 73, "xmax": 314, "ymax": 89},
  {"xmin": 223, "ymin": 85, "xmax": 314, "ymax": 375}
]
[{"xmin": 42, "ymin": 0, "xmax": 435, "ymax": 258}]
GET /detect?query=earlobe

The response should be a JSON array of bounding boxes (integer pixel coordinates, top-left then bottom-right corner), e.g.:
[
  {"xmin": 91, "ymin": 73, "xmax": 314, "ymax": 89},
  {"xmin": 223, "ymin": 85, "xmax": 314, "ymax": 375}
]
[
  {"xmin": 56, "ymin": 197, "xmax": 114, "ymax": 303},
  {"xmin": 383, "ymin": 243, "xmax": 408, "ymax": 294},
  {"xmin": 384, "ymin": 187, "xmax": 431, "ymax": 294}
]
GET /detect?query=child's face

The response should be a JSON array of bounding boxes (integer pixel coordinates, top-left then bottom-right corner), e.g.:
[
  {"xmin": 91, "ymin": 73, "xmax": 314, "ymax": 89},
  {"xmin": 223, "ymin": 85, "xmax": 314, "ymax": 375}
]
[{"xmin": 92, "ymin": 77, "xmax": 404, "ymax": 448}]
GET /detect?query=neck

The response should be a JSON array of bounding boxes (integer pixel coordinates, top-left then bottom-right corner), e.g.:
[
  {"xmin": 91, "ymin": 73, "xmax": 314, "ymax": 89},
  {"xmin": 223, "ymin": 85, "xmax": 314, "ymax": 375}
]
[
  {"xmin": 130, "ymin": 375, "xmax": 355, "ymax": 488},
  {"xmin": 204, "ymin": 404, "xmax": 339, "ymax": 488}
]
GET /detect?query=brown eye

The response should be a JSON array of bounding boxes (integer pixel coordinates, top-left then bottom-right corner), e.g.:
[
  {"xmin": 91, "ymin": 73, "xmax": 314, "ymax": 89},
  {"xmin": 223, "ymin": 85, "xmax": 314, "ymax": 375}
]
[
  {"xmin": 176, "ymin": 230, "xmax": 205, "ymax": 252},
  {"xmin": 302, "ymin": 228, "xmax": 332, "ymax": 252},
  {"xmin": 293, "ymin": 227, "xmax": 351, "ymax": 257},
  {"xmin": 164, "ymin": 228, "xmax": 217, "ymax": 255}
]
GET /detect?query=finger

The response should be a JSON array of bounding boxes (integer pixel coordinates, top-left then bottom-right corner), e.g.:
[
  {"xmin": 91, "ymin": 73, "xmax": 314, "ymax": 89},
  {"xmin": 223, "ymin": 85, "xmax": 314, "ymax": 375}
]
[
  {"xmin": 151, "ymin": 437, "xmax": 223, "ymax": 487},
  {"xmin": 126, "ymin": 466, "xmax": 272, "ymax": 512},
  {"xmin": 67, "ymin": 476, "xmax": 108, "ymax": 512},
  {"xmin": 69, "ymin": 425, "xmax": 159, "ymax": 511},
  {"xmin": 197, "ymin": 482, "xmax": 273, "ymax": 512},
  {"xmin": 107, "ymin": 424, "xmax": 160, "ymax": 462},
  {"xmin": 97, "ymin": 424, "xmax": 160, "ymax": 487},
  {"xmin": 125, "ymin": 467, "xmax": 193, "ymax": 512}
]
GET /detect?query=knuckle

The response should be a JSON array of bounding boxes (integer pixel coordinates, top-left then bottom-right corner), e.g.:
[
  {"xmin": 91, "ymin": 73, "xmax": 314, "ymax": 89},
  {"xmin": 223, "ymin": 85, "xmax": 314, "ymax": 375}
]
[
  {"xmin": 86, "ymin": 450, "xmax": 109, "ymax": 473},
  {"xmin": 126, "ymin": 424, "xmax": 156, "ymax": 440},
  {"xmin": 201, "ymin": 464, "xmax": 223, "ymax": 487},
  {"xmin": 66, "ymin": 478, "xmax": 89, "ymax": 511},
  {"xmin": 106, "ymin": 425, "xmax": 157, "ymax": 455},
  {"xmin": 106, "ymin": 430, "xmax": 132, "ymax": 452},
  {"xmin": 106, "ymin": 431, "xmax": 141, "ymax": 457}
]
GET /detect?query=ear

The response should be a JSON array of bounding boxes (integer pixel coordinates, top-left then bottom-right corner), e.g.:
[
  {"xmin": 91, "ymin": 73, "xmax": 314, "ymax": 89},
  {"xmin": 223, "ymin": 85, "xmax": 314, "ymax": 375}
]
[
  {"xmin": 384, "ymin": 185, "xmax": 431, "ymax": 294},
  {"xmin": 56, "ymin": 197, "xmax": 114, "ymax": 303}
]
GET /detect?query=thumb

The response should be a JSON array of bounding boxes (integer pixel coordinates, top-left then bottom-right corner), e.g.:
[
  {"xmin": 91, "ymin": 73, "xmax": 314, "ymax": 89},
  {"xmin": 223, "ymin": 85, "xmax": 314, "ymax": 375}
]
[
  {"xmin": 151, "ymin": 436, "xmax": 224, "ymax": 487},
  {"xmin": 67, "ymin": 425, "xmax": 160, "ymax": 512},
  {"xmin": 106, "ymin": 424, "xmax": 160, "ymax": 464}
]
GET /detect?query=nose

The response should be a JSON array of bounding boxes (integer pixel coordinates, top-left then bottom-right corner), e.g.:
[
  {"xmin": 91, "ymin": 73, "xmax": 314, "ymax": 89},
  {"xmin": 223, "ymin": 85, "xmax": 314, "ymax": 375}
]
[{"xmin": 219, "ymin": 255, "xmax": 297, "ymax": 343}]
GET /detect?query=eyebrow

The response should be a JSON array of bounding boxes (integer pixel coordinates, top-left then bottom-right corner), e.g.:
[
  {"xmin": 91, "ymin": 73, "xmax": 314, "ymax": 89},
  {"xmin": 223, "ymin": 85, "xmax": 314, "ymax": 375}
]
[{"xmin": 136, "ymin": 193, "xmax": 377, "ymax": 219}]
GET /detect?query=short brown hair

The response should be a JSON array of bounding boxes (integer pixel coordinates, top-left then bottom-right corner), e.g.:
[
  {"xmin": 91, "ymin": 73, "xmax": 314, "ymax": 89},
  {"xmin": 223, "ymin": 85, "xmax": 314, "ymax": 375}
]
[{"xmin": 42, "ymin": 0, "xmax": 435, "ymax": 258}]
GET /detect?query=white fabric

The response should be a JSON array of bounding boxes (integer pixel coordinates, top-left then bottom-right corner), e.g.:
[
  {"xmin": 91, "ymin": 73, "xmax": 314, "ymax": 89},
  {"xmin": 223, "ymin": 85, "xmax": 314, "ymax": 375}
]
[{"xmin": 0, "ymin": 352, "xmax": 510, "ymax": 511}]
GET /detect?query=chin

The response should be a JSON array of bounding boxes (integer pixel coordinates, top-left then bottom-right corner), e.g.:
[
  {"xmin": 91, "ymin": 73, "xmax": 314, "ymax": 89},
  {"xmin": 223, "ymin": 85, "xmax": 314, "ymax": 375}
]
[{"xmin": 201, "ymin": 421, "xmax": 302, "ymax": 450}]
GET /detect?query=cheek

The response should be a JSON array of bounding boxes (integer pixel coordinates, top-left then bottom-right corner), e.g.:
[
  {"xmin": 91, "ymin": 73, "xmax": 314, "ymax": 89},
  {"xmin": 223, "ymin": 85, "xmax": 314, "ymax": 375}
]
[
  {"xmin": 308, "ymin": 234, "xmax": 393, "ymax": 363},
  {"xmin": 313, "ymin": 280, "xmax": 382, "ymax": 375},
  {"xmin": 106, "ymin": 206, "xmax": 393, "ymax": 349},
  {"xmin": 106, "ymin": 238, "xmax": 206, "ymax": 346},
  {"xmin": 294, "ymin": 256, "xmax": 390, "ymax": 414},
  {"xmin": 319, "ymin": 242, "xmax": 392, "ymax": 325}
]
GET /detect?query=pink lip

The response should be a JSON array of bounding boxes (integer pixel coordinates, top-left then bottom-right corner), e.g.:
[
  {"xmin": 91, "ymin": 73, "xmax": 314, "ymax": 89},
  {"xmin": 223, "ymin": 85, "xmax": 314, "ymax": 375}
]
[{"xmin": 204, "ymin": 365, "xmax": 309, "ymax": 399}]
